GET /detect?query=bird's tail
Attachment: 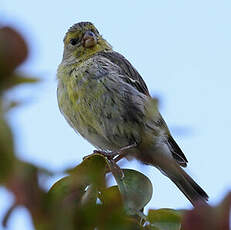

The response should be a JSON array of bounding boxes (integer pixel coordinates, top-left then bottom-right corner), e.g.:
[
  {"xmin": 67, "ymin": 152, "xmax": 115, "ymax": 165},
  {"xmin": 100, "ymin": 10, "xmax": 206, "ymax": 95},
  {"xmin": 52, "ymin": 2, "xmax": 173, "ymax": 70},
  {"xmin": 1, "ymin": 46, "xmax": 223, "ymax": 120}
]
[
  {"xmin": 138, "ymin": 145, "xmax": 208, "ymax": 206},
  {"xmin": 161, "ymin": 163, "xmax": 208, "ymax": 206}
]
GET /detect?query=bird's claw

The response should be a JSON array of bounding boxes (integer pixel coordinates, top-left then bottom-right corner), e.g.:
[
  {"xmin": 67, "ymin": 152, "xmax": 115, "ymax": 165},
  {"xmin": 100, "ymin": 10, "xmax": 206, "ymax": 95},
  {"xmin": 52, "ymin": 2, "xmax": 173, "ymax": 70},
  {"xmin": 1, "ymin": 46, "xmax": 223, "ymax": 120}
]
[
  {"xmin": 83, "ymin": 143, "xmax": 137, "ymax": 161},
  {"xmin": 93, "ymin": 150, "xmax": 118, "ymax": 160}
]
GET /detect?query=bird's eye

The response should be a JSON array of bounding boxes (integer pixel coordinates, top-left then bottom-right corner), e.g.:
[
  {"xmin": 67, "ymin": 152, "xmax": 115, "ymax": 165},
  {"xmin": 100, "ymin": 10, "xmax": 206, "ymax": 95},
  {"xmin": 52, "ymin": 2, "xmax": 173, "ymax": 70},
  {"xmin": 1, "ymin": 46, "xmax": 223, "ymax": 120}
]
[
  {"xmin": 88, "ymin": 31, "xmax": 95, "ymax": 37},
  {"xmin": 70, "ymin": 38, "xmax": 79, "ymax": 46}
]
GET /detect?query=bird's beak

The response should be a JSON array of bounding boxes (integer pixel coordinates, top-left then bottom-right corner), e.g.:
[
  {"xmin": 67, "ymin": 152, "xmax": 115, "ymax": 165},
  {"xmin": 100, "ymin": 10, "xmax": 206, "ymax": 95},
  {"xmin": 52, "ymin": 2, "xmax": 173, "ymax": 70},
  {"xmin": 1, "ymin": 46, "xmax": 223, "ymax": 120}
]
[{"xmin": 83, "ymin": 30, "xmax": 98, "ymax": 48}]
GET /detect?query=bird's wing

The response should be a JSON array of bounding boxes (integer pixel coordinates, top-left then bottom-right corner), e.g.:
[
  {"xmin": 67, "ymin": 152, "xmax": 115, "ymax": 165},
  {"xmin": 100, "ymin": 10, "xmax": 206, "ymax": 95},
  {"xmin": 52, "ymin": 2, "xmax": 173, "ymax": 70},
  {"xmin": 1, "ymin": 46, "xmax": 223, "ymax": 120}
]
[
  {"xmin": 98, "ymin": 51, "xmax": 150, "ymax": 96},
  {"xmin": 97, "ymin": 51, "xmax": 188, "ymax": 167},
  {"xmin": 167, "ymin": 135, "xmax": 188, "ymax": 167},
  {"xmin": 154, "ymin": 115, "xmax": 188, "ymax": 167}
]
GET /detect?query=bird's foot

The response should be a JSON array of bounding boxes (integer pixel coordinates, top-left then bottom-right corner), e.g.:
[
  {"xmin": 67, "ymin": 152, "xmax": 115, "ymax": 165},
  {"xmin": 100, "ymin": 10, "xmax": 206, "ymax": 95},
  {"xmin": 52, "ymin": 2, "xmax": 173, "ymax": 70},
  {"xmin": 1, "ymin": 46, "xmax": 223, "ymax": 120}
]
[
  {"xmin": 93, "ymin": 150, "xmax": 116, "ymax": 160},
  {"xmin": 93, "ymin": 143, "xmax": 137, "ymax": 161},
  {"xmin": 83, "ymin": 143, "xmax": 137, "ymax": 162},
  {"xmin": 82, "ymin": 150, "xmax": 116, "ymax": 161}
]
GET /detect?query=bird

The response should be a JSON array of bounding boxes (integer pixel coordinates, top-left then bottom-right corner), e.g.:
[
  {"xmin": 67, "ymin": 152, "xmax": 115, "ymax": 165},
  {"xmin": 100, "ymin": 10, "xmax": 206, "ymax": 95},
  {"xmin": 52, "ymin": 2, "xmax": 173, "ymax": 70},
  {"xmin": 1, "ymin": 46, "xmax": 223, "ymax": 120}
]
[{"xmin": 57, "ymin": 21, "xmax": 208, "ymax": 206}]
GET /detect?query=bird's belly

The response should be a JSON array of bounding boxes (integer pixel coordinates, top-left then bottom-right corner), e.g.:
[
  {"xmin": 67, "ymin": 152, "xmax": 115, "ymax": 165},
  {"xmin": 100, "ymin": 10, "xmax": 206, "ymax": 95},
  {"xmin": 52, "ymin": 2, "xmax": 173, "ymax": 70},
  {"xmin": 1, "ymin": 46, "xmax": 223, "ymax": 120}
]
[{"xmin": 57, "ymin": 78, "xmax": 139, "ymax": 151}]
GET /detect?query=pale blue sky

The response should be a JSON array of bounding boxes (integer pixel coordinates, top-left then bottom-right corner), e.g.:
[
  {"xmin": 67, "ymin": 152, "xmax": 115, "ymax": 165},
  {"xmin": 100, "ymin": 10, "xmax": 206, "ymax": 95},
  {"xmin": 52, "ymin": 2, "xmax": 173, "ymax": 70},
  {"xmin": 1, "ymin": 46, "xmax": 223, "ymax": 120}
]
[{"xmin": 1, "ymin": 1, "xmax": 231, "ymax": 229}]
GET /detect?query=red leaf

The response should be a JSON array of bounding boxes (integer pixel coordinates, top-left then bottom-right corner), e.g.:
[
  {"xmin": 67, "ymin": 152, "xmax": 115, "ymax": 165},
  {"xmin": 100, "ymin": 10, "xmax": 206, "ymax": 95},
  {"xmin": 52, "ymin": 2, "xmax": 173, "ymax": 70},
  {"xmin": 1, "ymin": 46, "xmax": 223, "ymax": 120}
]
[
  {"xmin": 0, "ymin": 27, "xmax": 28, "ymax": 76},
  {"xmin": 182, "ymin": 192, "xmax": 231, "ymax": 230}
]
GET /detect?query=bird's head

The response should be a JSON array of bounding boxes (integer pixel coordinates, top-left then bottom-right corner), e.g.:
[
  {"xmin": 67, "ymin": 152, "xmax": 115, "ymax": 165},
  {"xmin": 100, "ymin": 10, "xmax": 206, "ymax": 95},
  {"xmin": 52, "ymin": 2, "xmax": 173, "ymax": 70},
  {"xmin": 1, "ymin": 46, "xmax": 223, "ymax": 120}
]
[{"xmin": 62, "ymin": 22, "xmax": 112, "ymax": 64}]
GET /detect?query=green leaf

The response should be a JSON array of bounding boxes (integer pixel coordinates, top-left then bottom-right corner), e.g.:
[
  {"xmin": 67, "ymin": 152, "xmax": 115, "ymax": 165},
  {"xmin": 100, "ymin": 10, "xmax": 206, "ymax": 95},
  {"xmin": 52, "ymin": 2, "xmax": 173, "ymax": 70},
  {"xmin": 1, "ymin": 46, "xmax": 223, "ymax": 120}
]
[
  {"xmin": 147, "ymin": 209, "xmax": 182, "ymax": 230},
  {"xmin": 113, "ymin": 168, "xmax": 153, "ymax": 215},
  {"xmin": 80, "ymin": 184, "xmax": 97, "ymax": 206},
  {"xmin": 99, "ymin": 185, "xmax": 122, "ymax": 206},
  {"xmin": 0, "ymin": 110, "xmax": 15, "ymax": 183},
  {"xmin": 67, "ymin": 153, "xmax": 108, "ymax": 188},
  {"xmin": 0, "ymin": 73, "xmax": 39, "ymax": 91},
  {"xmin": 48, "ymin": 175, "xmax": 86, "ymax": 204},
  {"xmin": 48, "ymin": 153, "xmax": 108, "ymax": 208},
  {"xmin": 98, "ymin": 186, "xmax": 143, "ymax": 230}
]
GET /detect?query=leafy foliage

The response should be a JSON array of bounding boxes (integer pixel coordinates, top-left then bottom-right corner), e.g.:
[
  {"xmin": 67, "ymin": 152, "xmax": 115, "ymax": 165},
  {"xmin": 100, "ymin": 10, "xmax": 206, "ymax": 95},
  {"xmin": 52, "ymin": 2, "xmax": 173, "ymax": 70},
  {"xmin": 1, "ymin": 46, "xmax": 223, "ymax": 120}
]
[
  {"xmin": 0, "ymin": 24, "xmax": 230, "ymax": 230},
  {"xmin": 147, "ymin": 209, "xmax": 182, "ymax": 230}
]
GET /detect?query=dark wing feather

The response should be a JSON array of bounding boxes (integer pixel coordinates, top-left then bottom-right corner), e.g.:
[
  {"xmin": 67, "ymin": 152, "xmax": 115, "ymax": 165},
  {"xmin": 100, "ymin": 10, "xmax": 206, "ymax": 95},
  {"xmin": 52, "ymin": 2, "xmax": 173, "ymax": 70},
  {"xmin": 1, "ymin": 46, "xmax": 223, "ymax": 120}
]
[
  {"xmin": 154, "ymin": 115, "xmax": 188, "ymax": 167},
  {"xmin": 167, "ymin": 135, "xmax": 188, "ymax": 167},
  {"xmin": 98, "ymin": 51, "xmax": 150, "ymax": 96}
]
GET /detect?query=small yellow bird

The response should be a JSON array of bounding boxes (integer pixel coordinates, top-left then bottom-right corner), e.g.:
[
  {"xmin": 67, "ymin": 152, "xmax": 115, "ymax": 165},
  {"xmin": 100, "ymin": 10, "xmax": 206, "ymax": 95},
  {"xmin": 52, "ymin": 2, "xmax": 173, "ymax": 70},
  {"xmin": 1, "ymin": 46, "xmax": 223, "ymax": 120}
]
[{"xmin": 57, "ymin": 22, "xmax": 208, "ymax": 206}]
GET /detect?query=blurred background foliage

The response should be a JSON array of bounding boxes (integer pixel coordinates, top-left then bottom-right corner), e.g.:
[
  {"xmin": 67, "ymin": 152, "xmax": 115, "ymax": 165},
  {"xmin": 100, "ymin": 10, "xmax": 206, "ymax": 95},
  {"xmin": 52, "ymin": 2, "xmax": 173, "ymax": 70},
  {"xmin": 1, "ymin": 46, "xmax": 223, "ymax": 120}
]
[{"xmin": 0, "ymin": 23, "xmax": 230, "ymax": 230}]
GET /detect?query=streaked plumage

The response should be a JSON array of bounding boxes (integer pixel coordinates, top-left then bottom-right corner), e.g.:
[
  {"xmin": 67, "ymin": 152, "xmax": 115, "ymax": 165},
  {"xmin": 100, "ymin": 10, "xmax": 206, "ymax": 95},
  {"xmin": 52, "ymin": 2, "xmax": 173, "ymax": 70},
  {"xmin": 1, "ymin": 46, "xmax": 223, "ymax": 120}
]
[{"xmin": 57, "ymin": 22, "xmax": 208, "ymax": 206}]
